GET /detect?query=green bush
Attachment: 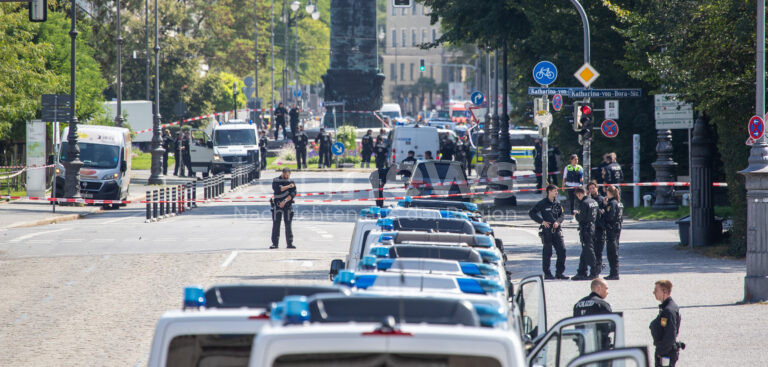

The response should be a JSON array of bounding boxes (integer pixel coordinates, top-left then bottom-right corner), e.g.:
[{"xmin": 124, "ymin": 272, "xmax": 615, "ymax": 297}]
[{"xmin": 336, "ymin": 125, "xmax": 357, "ymax": 151}]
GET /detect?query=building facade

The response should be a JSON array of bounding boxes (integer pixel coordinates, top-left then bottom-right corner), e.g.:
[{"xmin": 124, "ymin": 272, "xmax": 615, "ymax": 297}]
[{"xmin": 381, "ymin": 1, "xmax": 465, "ymax": 114}]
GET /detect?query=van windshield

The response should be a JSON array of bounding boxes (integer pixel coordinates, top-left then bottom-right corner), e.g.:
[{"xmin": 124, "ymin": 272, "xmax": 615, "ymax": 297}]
[
  {"xmin": 380, "ymin": 111, "xmax": 401, "ymax": 119},
  {"xmin": 60, "ymin": 142, "xmax": 120, "ymax": 169},
  {"xmin": 214, "ymin": 129, "xmax": 256, "ymax": 146},
  {"xmin": 275, "ymin": 353, "xmax": 501, "ymax": 366}
]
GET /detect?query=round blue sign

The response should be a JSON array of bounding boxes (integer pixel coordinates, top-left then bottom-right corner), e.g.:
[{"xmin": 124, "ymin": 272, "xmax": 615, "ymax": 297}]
[
  {"xmin": 601, "ymin": 119, "xmax": 619, "ymax": 138},
  {"xmin": 532, "ymin": 61, "xmax": 558, "ymax": 86},
  {"xmin": 470, "ymin": 91, "xmax": 484, "ymax": 106},
  {"xmin": 331, "ymin": 142, "xmax": 345, "ymax": 156},
  {"xmin": 293, "ymin": 89, "xmax": 302, "ymax": 97}
]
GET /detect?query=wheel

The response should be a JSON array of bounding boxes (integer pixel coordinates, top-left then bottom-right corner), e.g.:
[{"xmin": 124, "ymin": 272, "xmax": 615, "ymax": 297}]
[{"xmin": 254, "ymin": 168, "xmax": 261, "ymax": 179}]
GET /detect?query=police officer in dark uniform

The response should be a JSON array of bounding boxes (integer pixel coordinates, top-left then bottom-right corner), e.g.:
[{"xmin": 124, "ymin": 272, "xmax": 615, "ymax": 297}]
[
  {"xmin": 374, "ymin": 136, "xmax": 389, "ymax": 169},
  {"xmin": 270, "ymin": 168, "xmax": 296, "ymax": 249},
  {"xmin": 574, "ymin": 278, "xmax": 614, "ymax": 350},
  {"xmin": 439, "ymin": 135, "xmax": 454, "ymax": 160},
  {"xmin": 288, "ymin": 103, "xmax": 300, "ymax": 140},
  {"xmin": 182, "ymin": 130, "xmax": 193, "ymax": 178},
  {"xmin": 173, "ymin": 132, "xmax": 184, "ymax": 176},
  {"xmin": 162, "ymin": 129, "xmax": 174, "ymax": 175},
  {"xmin": 258, "ymin": 130, "xmax": 268, "ymax": 171},
  {"xmin": 573, "ymin": 186, "xmax": 599, "ymax": 280},
  {"xmin": 650, "ymin": 280, "xmax": 682, "ymax": 367},
  {"xmin": 294, "ymin": 125, "xmax": 309, "ymax": 170},
  {"xmin": 602, "ymin": 152, "xmax": 624, "ymax": 185},
  {"xmin": 534, "ymin": 139, "xmax": 543, "ymax": 189},
  {"xmin": 603, "ymin": 184, "xmax": 624, "ymax": 280},
  {"xmin": 273, "ymin": 103, "xmax": 287, "ymax": 140},
  {"xmin": 528, "ymin": 184, "xmax": 567, "ymax": 280},
  {"xmin": 587, "ymin": 181, "xmax": 607, "ymax": 276},
  {"xmin": 361, "ymin": 129, "xmax": 374, "ymax": 168},
  {"xmin": 315, "ymin": 128, "xmax": 332, "ymax": 168}
]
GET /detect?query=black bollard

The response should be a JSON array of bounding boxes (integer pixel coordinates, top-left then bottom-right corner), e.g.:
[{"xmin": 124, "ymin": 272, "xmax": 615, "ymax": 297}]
[
  {"xmin": 691, "ymin": 115, "xmax": 714, "ymax": 247},
  {"xmin": 152, "ymin": 190, "xmax": 158, "ymax": 220},
  {"xmin": 172, "ymin": 186, "xmax": 177, "ymax": 214},
  {"xmin": 159, "ymin": 188, "xmax": 165, "ymax": 217},
  {"xmin": 145, "ymin": 190, "xmax": 151, "ymax": 221}
]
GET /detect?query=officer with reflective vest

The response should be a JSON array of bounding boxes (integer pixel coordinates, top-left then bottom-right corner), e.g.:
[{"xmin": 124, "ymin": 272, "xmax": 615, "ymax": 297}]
[
  {"xmin": 270, "ymin": 168, "xmax": 296, "ymax": 249},
  {"xmin": 603, "ymin": 184, "xmax": 624, "ymax": 280},
  {"xmin": 572, "ymin": 186, "xmax": 599, "ymax": 280},
  {"xmin": 563, "ymin": 154, "xmax": 584, "ymax": 215},
  {"xmin": 528, "ymin": 184, "xmax": 568, "ymax": 280}
]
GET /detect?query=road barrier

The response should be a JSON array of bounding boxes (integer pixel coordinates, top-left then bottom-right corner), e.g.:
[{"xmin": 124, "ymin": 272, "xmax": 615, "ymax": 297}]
[
  {"xmin": 230, "ymin": 163, "xmax": 257, "ymax": 190},
  {"xmin": 145, "ymin": 181, "xmax": 198, "ymax": 222}
]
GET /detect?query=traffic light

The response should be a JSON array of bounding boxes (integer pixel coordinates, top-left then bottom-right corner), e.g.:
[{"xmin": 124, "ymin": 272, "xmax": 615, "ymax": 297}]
[
  {"xmin": 579, "ymin": 102, "xmax": 594, "ymax": 140},
  {"xmin": 419, "ymin": 59, "xmax": 425, "ymax": 72},
  {"xmin": 28, "ymin": 0, "xmax": 47, "ymax": 22},
  {"xmin": 393, "ymin": 0, "xmax": 412, "ymax": 8},
  {"xmin": 572, "ymin": 101, "xmax": 583, "ymax": 131}
]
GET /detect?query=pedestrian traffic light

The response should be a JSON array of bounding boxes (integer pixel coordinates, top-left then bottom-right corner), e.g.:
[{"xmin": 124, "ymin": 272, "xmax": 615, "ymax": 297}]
[
  {"xmin": 28, "ymin": 0, "xmax": 47, "ymax": 22},
  {"xmin": 579, "ymin": 102, "xmax": 594, "ymax": 140},
  {"xmin": 572, "ymin": 101, "xmax": 583, "ymax": 132},
  {"xmin": 419, "ymin": 59, "xmax": 425, "ymax": 72},
  {"xmin": 393, "ymin": 0, "xmax": 412, "ymax": 7}
]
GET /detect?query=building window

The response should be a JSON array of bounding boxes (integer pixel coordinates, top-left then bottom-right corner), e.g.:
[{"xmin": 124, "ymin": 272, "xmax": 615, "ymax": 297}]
[
  {"xmin": 432, "ymin": 29, "xmax": 437, "ymax": 42},
  {"xmin": 411, "ymin": 29, "xmax": 417, "ymax": 46},
  {"xmin": 400, "ymin": 63, "xmax": 405, "ymax": 81},
  {"xmin": 391, "ymin": 29, "xmax": 397, "ymax": 48},
  {"xmin": 390, "ymin": 63, "xmax": 396, "ymax": 80},
  {"xmin": 402, "ymin": 29, "xmax": 407, "ymax": 47},
  {"xmin": 410, "ymin": 63, "xmax": 414, "ymax": 81},
  {"xmin": 421, "ymin": 29, "xmax": 427, "ymax": 43}
]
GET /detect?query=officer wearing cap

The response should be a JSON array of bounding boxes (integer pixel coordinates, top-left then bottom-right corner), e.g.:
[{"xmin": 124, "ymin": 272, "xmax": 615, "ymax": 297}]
[
  {"xmin": 270, "ymin": 168, "xmax": 296, "ymax": 249},
  {"xmin": 650, "ymin": 280, "xmax": 682, "ymax": 367}
]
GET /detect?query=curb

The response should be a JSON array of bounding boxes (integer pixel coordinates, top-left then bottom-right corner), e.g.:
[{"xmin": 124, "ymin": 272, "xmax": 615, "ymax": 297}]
[{"xmin": 2, "ymin": 192, "xmax": 147, "ymax": 230}]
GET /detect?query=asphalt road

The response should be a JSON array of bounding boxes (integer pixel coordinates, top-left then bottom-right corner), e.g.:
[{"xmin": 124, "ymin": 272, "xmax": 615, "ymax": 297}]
[{"xmin": 0, "ymin": 171, "xmax": 763, "ymax": 366}]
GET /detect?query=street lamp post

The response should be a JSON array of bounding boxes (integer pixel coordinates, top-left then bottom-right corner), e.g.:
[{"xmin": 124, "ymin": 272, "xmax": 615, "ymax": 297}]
[
  {"xmin": 148, "ymin": 0, "xmax": 165, "ymax": 185},
  {"xmin": 145, "ymin": 0, "xmax": 150, "ymax": 100},
  {"xmin": 63, "ymin": 0, "xmax": 83, "ymax": 198},
  {"xmin": 282, "ymin": 0, "xmax": 319, "ymax": 105},
  {"xmin": 115, "ymin": 0, "xmax": 124, "ymax": 127},
  {"xmin": 233, "ymin": 82, "xmax": 239, "ymax": 118}
]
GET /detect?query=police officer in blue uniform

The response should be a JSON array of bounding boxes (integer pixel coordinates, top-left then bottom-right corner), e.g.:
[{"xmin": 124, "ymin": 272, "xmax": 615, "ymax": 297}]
[
  {"xmin": 603, "ymin": 184, "xmax": 624, "ymax": 280},
  {"xmin": 587, "ymin": 181, "xmax": 607, "ymax": 276},
  {"xmin": 529, "ymin": 184, "xmax": 568, "ymax": 280},
  {"xmin": 361, "ymin": 129, "xmax": 374, "ymax": 168},
  {"xmin": 650, "ymin": 280, "xmax": 682, "ymax": 367},
  {"xmin": 270, "ymin": 168, "xmax": 296, "ymax": 249},
  {"xmin": 573, "ymin": 186, "xmax": 599, "ymax": 280},
  {"xmin": 574, "ymin": 278, "xmax": 613, "ymax": 349}
]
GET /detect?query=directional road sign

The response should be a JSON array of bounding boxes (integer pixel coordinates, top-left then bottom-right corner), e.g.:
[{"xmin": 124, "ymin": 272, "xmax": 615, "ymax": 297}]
[
  {"xmin": 552, "ymin": 94, "xmax": 563, "ymax": 112},
  {"xmin": 749, "ymin": 115, "xmax": 765, "ymax": 140},
  {"xmin": 41, "ymin": 94, "xmax": 72, "ymax": 122},
  {"xmin": 293, "ymin": 89, "xmax": 302, "ymax": 98},
  {"xmin": 532, "ymin": 61, "xmax": 558, "ymax": 86},
  {"xmin": 601, "ymin": 119, "xmax": 619, "ymax": 138},
  {"xmin": 331, "ymin": 142, "xmax": 345, "ymax": 156},
  {"xmin": 470, "ymin": 91, "xmax": 484, "ymax": 106},
  {"xmin": 654, "ymin": 94, "xmax": 693, "ymax": 129},
  {"xmin": 574, "ymin": 63, "xmax": 600, "ymax": 88},
  {"xmin": 243, "ymin": 76, "xmax": 254, "ymax": 87},
  {"xmin": 527, "ymin": 87, "xmax": 642, "ymax": 98}
]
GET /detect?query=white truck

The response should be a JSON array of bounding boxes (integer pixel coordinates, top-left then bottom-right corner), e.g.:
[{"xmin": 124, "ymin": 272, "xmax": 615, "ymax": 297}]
[{"xmin": 186, "ymin": 120, "xmax": 262, "ymax": 177}]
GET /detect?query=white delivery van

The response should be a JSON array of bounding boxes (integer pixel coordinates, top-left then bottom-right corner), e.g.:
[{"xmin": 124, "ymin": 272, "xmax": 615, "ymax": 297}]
[
  {"xmin": 188, "ymin": 120, "xmax": 261, "ymax": 177},
  {"xmin": 388, "ymin": 125, "xmax": 439, "ymax": 172},
  {"xmin": 55, "ymin": 125, "xmax": 131, "ymax": 207},
  {"xmin": 379, "ymin": 103, "xmax": 402, "ymax": 120}
]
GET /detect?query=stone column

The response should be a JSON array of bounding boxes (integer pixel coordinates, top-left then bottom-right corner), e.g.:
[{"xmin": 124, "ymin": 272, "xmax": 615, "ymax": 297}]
[
  {"xmin": 740, "ymin": 142, "xmax": 768, "ymax": 302},
  {"xmin": 690, "ymin": 116, "xmax": 714, "ymax": 247},
  {"xmin": 651, "ymin": 129, "xmax": 678, "ymax": 210}
]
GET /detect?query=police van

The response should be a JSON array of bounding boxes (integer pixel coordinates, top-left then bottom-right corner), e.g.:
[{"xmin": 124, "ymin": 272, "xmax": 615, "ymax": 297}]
[
  {"xmin": 55, "ymin": 125, "xmax": 131, "ymax": 207},
  {"xmin": 187, "ymin": 119, "xmax": 261, "ymax": 177},
  {"xmin": 388, "ymin": 125, "xmax": 440, "ymax": 172}
]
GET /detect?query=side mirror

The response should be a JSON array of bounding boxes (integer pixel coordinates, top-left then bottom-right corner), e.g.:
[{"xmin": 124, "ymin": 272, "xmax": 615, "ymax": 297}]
[
  {"xmin": 120, "ymin": 160, "xmax": 127, "ymax": 173},
  {"xmin": 206, "ymin": 141, "xmax": 213, "ymax": 149},
  {"xmin": 329, "ymin": 259, "xmax": 345, "ymax": 281}
]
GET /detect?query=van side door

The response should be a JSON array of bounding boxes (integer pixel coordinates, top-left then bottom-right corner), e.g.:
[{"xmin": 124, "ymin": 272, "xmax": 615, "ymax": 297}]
[
  {"xmin": 189, "ymin": 129, "xmax": 213, "ymax": 174},
  {"xmin": 527, "ymin": 313, "xmax": 625, "ymax": 367},
  {"xmin": 515, "ymin": 274, "xmax": 548, "ymax": 341}
]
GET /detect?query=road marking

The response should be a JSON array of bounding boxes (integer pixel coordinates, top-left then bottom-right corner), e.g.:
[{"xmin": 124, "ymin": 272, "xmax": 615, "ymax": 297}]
[
  {"xmin": 9, "ymin": 228, "xmax": 71, "ymax": 243},
  {"xmin": 321, "ymin": 234, "xmax": 333, "ymax": 239},
  {"xmin": 221, "ymin": 251, "xmax": 239, "ymax": 268},
  {"xmin": 13, "ymin": 313, "xmax": 28, "ymax": 325},
  {"xmin": 101, "ymin": 215, "xmax": 141, "ymax": 224},
  {"xmin": 301, "ymin": 261, "xmax": 313, "ymax": 267}
]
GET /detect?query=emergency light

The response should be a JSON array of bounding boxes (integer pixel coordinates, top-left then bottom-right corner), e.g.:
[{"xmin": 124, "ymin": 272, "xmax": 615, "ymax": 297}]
[
  {"xmin": 473, "ymin": 304, "xmax": 508, "ymax": 327},
  {"xmin": 477, "ymin": 249, "xmax": 500, "ymax": 263},
  {"xmin": 359, "ymin": 256, "xmax": 377, "ymax": 270},
  {"xmin": 183, "ymin": 286, "xmax": 206, "ymax": 309},
  {"xmin": 370, "ymin": 246, "xmax": 390, "ymax": 258}
]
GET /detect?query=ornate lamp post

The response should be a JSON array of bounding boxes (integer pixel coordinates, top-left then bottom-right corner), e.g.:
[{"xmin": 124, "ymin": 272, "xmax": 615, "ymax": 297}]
[
  {"xmin": 63, "ymin": 0, "xmax": 83, "ymax": 199},
  {"xmin": 148, "ymin": 0, "xmax": 166, "ymax": 185}
]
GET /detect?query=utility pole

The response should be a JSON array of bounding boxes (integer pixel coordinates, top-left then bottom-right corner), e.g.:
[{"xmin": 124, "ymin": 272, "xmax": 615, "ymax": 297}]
[
  {"xmin": 569, "ymin": 0, "xmax": 592, "ymax": 182},
  {"xmin": 63, "ymin": 0, "xmax": 83, "ymax": 198},
  {"xmin": 271, "ymin": 0, "xmax": 275, "ymax": 111},
  {"xmin": 254, "ymin": 0, "xmax": 259, "ymax": 105}
]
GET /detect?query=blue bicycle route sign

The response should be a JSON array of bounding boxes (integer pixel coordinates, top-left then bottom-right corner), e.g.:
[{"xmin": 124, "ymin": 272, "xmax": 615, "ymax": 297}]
[{"xmin": 532, "ymin": 61, "xmax": 558, "ymax": 86}]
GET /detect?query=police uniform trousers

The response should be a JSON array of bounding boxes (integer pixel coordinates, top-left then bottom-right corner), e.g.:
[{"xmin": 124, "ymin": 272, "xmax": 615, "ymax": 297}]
[
  {"xmin": 260, "ymin": 149, "xmax": 267, "ymax": 171},
  {"xmin": 174, "ymin": 150, "xmax": 183, "ymax": 175},
  {"xmin": 183, "ymin": 152, "xmax": 193, "ymax": 177},
  {"xmin": 296, "ymin": 148, "xmax": 307, "ymax": 170},
  {"xmin": 361, "ymin": 151, "xmax": 372, "ymax": 168},
  {"xmin": 274, "ymin": 121, "xmax": 286, "ymax": 140},
  {"xmin": 319, "ymin": 147, "xmax": 332, "ymax": 168},
  {"xmin": 606, "ymin": 227, "xmax": 621, "ymax": 276},
  {"xmin": 576, "ymin": 225, "xmax": 597, "ymax": 276},
  {"xmin": 271, "ymin": 203, "xmax": 294, "ymax": 246},
  {"xmin": 540, "ymin": 228, "xmax": 566, "ymax": 276},
  {"xmin": 593, "ymin": 225, "xmax": 606, "ymax": 273},
  {"xmin": 655, "ymin": 350, "xmax": 678, "ymax": 367}
]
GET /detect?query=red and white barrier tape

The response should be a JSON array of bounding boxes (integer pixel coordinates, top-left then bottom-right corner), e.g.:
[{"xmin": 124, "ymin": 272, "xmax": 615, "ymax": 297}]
[{"xmin": 0, "ymin": 164, "xmax": 54, "ymax": 171}]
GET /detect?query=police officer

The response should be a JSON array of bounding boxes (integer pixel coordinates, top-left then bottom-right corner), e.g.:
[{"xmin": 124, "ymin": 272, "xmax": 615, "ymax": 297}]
[
  {"xmin": 650, "ymin": 280, "xmax": 682, "ymax": 367},
  {"xmin": 315, "ymin": 128, "xmax": 332, "ymax": 168},
  {"xmin": 603, "ymin": 184, "xmax": 624, "ymax": 280},
  {"xmin": 173, "ymin": 132, "xmax": 184, "ymax": 176},
  {"xmin": 573, "ymin": 186, "xmax": 599, "ymax": 280},
  {"xmin": 528, "ymin": 184, "xmax": 567, "ymax": 280},
  {"xmin": 361, "ymin": 129, "xmax": 374, "ymax": 168},
  {"xmin": 439, "ymin": 135, "xmax": 454, "ymax": 160},
  {"xmin": 574, "ymin": 278, "xmax": 614, "ymax": 350},
  {"xmin": 294, "ymin": 125, "xmax": 309, "ymax": 170},
  {"xmin": 270, "ymin": 168, "xmax": 296, "ymax": 249},
  {"xmin": 563, "ymin": 154, "xmax": 584, "ymax": 215},
  {"xmin": 183, "ymin": 130, "xmax": 193, "ymax": 178},
  {"xmin": 587, "ymin": 181, "xmax": 607, "ymax": 276},
  {"xmin": 273, "ymin": 103, "xmax": 287, "ymax": 140},
  {"xmin": 374, "ymin": 136, "xmax": 389, "ymax": 169},
  {"xmin": 603, "ymin": 152, "xmax": 623, "ymax": 185},
  {"xmin": 548, "ymin": 144, "xmax": 561, "ymax": 186},
  {"xmin": 258, "ymin": 130, "xmax": 268, "ymax": 171},
  {"xmin": 288, "ymin": 103, "xmax": 300, "ymax": 140},
  {"xmin": 162, "ymin": 129, "xmax": 174, "ymax": 175},
  {"xmin": 534, "ymin": 139, "xmax": 543, "ymax": 190}
]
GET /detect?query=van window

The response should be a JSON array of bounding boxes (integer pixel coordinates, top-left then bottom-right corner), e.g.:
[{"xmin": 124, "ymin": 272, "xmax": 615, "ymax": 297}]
[
  {"xmin": 60, "ymin": 142, "xmax": 120, "ymax": 169},
  {"xmin": 166, "ymin": 334, "xmax": 254, "ymax": 367},
  {"xmin": 214, "ymin": 129, "xmax": 256, "ymax": 146},
  {"xmin": 359, "ymin": 230, "xmax": 372, "ymax": 260},
  {"xmin": 274, "ymin": 353, "xmax": 501, "ymax": 366}
]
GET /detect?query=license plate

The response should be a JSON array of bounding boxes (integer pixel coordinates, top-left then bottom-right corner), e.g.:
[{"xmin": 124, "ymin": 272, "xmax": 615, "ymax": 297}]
[{"xmin": 81, "ymin": 192, "xmax": 93, "ymax": 198}]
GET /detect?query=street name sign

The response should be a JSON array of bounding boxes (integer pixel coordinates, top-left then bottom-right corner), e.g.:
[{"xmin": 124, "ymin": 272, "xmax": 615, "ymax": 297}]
[{"xmin": 528, "ymin": 87, "xmax": 642, "ymax": 98}]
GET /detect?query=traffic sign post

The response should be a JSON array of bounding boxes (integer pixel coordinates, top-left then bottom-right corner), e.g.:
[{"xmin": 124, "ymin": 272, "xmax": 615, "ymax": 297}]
[
  {"xmin": 749, "ymin": 115, "xmax": 765, "ymax": 140},
  {"xmin": 552, "ymin": 94, "xmax": 563, "ymax": 112},
  {"xmin": 470, "ymin": 91, "xmax": 484, "ymax": 106},
  {"xmin": 331, "ymin": 141, "xmax": 345, "ymax": 156},
  {"xmin": 532, "ymin": 61, "xmax": 558, "ymax": 86},
  {"xmin": 601, "ymin": 119, "xmax": 619, "ymax": 138}
]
